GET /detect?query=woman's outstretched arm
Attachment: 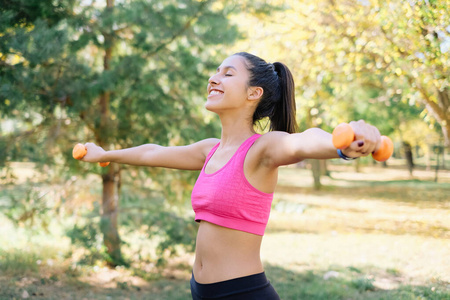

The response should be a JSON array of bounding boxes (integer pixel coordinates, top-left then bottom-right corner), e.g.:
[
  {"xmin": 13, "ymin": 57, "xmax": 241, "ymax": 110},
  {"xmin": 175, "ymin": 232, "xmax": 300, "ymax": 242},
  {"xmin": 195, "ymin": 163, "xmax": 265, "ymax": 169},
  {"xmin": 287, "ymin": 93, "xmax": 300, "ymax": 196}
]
[
  {"xmin": 259, "ymin": 120, "xmax": 381, "ymax": 167},
  {"xmin": 80, "ymin": 138, "xmax": 219, "ymax": 170}
]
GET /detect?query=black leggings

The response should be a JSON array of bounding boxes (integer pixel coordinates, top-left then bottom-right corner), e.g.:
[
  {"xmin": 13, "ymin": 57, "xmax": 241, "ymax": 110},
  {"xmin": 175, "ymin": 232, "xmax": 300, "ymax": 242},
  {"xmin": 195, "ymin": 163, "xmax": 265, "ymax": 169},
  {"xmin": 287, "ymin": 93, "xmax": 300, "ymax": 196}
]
[{"xmin": 190, "ymin": 272, "xmax": 280, "ymax": 300}]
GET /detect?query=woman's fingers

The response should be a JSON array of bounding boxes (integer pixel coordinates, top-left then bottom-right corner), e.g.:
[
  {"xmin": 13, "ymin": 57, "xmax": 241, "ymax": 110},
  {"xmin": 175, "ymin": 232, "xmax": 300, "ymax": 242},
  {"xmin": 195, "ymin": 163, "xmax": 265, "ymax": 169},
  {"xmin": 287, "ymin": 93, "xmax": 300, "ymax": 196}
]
[{"xmin": 346, "ymin": 120, "xmax": 381, "ymax": 157}]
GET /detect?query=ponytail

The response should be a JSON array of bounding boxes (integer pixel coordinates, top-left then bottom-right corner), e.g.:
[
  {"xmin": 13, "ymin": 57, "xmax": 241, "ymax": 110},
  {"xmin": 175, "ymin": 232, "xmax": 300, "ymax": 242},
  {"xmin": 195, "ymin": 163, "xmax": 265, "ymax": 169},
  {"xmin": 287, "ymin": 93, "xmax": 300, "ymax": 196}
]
[
  {"xmin": 272, "ymin": 62, "xmax": 297, "ymax": 133},
  {"xmin": 234, "ymin": 52, "xmax": 298, "ymax": 134}
]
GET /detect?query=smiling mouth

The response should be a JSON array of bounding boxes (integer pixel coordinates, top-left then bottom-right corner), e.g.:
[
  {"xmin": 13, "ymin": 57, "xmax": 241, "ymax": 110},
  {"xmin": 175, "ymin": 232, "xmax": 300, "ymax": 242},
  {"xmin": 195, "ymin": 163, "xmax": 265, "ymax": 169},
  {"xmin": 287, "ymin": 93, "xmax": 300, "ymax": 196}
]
[{"xmin": 209, "ymin": 90, "xmax": 224, "ymax": 96}]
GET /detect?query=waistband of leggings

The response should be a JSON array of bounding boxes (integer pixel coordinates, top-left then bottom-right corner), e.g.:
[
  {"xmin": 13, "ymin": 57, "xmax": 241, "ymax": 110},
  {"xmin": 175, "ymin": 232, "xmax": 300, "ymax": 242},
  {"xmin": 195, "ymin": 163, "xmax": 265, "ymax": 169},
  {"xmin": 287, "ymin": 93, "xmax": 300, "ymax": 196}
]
[{"xmin": 190, "ymin": 272, "xmax": 270, "ymax": 298}]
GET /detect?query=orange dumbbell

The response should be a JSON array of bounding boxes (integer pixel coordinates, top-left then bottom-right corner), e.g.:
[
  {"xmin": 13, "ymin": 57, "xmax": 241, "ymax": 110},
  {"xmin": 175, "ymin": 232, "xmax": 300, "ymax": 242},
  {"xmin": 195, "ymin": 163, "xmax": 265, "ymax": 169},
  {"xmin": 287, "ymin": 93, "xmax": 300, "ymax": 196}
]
[
  {"xmin": 332, "ymin": 123, "xmax": 394, "ymax": 162},
  {"xmin": 72, "ymin": 143, "xmax": 110, "ymax": 167}
]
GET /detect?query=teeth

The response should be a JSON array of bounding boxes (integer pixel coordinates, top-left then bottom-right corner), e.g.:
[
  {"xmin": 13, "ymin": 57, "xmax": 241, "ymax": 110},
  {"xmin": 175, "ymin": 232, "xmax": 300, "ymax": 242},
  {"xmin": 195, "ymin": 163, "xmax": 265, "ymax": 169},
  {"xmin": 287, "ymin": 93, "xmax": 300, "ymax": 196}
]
[{"xmin": 209, "ymin": 90, "xmax": 222, "ymax": 95}]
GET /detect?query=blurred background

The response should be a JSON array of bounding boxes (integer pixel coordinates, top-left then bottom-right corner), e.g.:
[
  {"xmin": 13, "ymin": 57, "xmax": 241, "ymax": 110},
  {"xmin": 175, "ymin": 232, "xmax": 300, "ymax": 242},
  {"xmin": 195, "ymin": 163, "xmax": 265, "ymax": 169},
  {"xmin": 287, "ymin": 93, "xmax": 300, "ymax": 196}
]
[{"xmin": 0, "ymin": 0, "xmax": 449, "ymax": 299}]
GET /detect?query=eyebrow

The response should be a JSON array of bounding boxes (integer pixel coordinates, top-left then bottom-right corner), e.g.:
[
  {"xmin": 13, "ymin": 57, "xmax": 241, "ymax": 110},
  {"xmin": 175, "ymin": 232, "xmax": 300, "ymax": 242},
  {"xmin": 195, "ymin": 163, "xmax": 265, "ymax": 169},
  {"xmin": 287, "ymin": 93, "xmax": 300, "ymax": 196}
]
[{"xmin": 216, "ymin": 65, "xmax": 237, "ymax": 72}]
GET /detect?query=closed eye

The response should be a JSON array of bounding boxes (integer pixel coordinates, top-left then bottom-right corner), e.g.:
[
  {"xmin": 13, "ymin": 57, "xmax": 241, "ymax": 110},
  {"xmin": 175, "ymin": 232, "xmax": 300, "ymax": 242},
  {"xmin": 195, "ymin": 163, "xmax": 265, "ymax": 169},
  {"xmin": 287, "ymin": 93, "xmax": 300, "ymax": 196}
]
[{"xmin": 216, "ymin": 65, "xmax": 237, "ymax": 75}]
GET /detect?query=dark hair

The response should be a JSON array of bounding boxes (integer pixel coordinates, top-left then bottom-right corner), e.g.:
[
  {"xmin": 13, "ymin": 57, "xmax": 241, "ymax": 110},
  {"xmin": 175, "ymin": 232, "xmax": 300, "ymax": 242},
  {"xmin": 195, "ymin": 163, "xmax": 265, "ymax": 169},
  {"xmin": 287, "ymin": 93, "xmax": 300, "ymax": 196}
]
[{"xmin": 234, "ymin": 52, "xmax": 298, "ymax": 134}]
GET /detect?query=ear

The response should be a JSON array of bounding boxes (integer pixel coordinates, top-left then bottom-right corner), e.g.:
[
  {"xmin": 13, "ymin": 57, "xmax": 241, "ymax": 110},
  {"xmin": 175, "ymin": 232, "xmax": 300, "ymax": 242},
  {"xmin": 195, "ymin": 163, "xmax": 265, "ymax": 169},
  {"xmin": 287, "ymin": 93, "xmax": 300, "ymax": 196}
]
[{"xmin": 247, "ymin": 86, "xmax": 263, "ymax": 101}]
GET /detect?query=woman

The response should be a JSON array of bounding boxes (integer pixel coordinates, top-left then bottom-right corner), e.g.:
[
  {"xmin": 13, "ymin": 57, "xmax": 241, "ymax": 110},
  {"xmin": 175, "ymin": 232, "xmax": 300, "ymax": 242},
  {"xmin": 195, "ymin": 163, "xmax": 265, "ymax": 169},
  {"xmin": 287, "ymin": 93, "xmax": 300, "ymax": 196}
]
[{"xmin": 80, "ymin": 52, "xmax": 381, "ymax": 299}]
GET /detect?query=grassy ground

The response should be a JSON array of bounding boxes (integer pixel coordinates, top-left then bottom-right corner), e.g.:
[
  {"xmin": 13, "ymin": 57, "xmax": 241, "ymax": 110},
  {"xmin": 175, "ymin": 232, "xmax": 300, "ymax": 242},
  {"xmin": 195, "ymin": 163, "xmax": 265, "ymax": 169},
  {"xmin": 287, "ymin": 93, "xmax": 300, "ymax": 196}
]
[
  {"xmin": 1, "ymin": 162, "xmax": 449, "ymax": 299},
  {"xmin": 264, "ymin": 165, "xmax": 450, "ymax": 299}
]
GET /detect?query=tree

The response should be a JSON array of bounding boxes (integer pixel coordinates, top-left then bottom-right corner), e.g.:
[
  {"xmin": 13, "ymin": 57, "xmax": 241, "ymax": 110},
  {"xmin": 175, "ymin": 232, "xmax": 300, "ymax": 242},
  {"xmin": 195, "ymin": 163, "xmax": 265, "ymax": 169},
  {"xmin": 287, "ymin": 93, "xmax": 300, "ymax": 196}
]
[
  {"xmin": 229, "ymin": 0, "xmax": 448, "ymax": 184},
  {"xmin": 1, "ymin": 0, "xmax": 242, "ymax": 265},
  {"xmin": 313, "ymin": 0, "xmax": 450, "ymax": 148}
]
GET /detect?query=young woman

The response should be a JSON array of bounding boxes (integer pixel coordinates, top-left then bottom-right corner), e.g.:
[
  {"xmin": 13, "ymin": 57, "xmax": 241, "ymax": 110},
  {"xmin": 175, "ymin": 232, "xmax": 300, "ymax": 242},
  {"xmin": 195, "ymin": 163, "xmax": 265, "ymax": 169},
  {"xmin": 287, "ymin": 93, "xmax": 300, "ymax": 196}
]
[{"xmin": 80, "ymin": 52, "xmax": 381, "ymax": 299}]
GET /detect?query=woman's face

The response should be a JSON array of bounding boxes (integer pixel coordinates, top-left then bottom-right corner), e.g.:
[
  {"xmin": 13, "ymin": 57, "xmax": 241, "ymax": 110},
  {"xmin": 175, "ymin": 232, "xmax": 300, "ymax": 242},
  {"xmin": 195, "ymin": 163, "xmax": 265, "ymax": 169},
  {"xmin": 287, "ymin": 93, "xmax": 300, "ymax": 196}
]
[{"xmin": 205, "ymin": 55, "xmax": 252, "ymax": 113}]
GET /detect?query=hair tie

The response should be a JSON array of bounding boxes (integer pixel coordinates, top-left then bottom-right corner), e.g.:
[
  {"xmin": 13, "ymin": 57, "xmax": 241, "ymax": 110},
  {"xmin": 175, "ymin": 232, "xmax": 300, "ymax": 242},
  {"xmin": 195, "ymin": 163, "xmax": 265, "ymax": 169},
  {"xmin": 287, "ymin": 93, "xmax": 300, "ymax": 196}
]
[{"xmin": 269, "ymin": 62, "xmax": 278, "ymax": 76}]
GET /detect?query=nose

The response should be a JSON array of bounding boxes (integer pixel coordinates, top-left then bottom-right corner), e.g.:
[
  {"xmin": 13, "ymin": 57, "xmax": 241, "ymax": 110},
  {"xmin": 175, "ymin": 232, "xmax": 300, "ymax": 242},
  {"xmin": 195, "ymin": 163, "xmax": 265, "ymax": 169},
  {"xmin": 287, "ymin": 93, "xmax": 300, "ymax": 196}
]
[{"xmin": 208, "ymin": 73, "xmax": 220, "ymax": 85}]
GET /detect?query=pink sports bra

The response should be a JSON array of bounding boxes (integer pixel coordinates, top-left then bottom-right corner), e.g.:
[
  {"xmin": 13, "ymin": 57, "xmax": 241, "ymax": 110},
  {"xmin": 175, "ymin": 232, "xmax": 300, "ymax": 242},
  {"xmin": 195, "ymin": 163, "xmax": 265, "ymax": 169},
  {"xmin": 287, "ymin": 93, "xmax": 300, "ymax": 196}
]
[{"xmin": 191, "ymin": 134, "xmax": 274, "ymax": 236}]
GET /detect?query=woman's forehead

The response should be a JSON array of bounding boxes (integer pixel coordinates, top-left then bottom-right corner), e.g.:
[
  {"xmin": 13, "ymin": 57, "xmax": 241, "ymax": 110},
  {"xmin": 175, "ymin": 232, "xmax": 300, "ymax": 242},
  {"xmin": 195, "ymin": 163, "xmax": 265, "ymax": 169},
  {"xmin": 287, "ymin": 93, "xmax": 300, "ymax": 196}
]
[{"xmin": 218, "ymin": 55, "xmax": 247, "ymax": 71}]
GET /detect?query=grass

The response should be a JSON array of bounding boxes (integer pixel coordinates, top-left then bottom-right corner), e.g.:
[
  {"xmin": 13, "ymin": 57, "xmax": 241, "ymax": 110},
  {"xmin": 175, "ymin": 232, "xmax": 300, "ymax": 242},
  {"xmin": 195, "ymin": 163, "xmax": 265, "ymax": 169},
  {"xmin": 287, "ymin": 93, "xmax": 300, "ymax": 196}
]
[{"xmin": 0, "ymin": 162, "xmax": 449, "ymax": 299}]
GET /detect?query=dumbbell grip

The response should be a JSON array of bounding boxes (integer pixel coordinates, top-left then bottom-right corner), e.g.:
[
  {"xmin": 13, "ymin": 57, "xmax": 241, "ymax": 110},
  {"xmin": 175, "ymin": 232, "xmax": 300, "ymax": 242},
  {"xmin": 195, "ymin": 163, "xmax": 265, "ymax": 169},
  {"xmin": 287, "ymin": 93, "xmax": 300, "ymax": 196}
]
[
  {"xmin": 332, "ymin": 123, "xmax": 393, "ymax": 162},
  {"xmin": 72, "ymin": 143, "xmax": 110, "ymax": 167}
]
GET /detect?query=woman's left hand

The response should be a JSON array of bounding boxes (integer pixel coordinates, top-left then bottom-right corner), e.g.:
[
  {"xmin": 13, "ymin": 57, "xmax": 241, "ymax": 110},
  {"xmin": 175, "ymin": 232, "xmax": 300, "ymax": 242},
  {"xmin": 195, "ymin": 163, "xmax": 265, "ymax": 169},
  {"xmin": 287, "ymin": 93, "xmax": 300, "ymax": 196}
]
[{"xmin": 341, "ymin": 120, "xmax": 381, "ymax": 159}]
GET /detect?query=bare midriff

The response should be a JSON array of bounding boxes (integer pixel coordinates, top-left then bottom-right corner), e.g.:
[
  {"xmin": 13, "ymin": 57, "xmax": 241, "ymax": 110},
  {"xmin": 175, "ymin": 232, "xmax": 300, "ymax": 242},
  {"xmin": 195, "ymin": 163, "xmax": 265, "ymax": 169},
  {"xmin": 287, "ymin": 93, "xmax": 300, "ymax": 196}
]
[{"xmin": 192, "ymin": 220, "xmax": 264, "ymax": 284}]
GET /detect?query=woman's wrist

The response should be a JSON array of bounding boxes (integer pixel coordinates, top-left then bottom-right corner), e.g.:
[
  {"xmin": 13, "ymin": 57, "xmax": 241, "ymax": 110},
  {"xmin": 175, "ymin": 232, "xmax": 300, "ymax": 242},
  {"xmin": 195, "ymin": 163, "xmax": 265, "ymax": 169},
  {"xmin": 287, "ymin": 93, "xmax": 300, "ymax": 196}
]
[
  {"xmin": 337, "ymin": 149, "xmax": 357, "ymax": 160},
  {"xmin": 102, "ymin": 150, "xmax": 113, "ymax": 163}
]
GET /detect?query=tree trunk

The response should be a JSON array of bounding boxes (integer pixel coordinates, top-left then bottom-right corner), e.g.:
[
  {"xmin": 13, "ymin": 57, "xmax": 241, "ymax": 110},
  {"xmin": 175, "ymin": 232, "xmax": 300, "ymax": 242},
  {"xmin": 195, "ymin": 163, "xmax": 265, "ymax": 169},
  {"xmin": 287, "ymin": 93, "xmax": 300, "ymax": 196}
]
[
  {"xmin": 320, "ymin": 159, "xmax": 330, "ymax": 176},
  {"xmin": 426, "ymin": 145, "xmax": 432, "ymax": 171},
  {"xmin": 415, "ymin": 84, "xmax": 450, "ymax": 151},
  {"xmin": 442, "ymin": 147, "xmax": 446, "ymax": 169},
  {"xmin": 403, "ymin": 141, "xmax": 414, "ymax": 177},
  {"xmin": 101, "ymin": 164, "xmax": 123, "ymax": 266},
  {"xmin": 354, "ymin": 158, "xmax": 361, "ymax": 173},
  {"xmin": 311, "ymin": 159, "xmax": 322, "ymax": 190},
  {"xmin": 306, "ymin": 108, "xmax": 322, "ymax": 189},
  {"xmin": 98, "ymin": 0, "xmax": 123, "ymax": 266}
]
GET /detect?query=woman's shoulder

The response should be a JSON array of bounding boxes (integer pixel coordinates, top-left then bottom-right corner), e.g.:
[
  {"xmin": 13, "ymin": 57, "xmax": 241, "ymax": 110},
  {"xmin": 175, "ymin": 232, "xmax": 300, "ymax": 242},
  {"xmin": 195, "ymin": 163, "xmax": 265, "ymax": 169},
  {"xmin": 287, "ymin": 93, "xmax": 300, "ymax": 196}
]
[
  {"xmin": 251, "ymin": 131, "xmax": 290, "ymax": 155},
  {"xmin": 256, "ymin": 130, "xmax": 291, "ymax": 145},
  {"xmin": 195, "ymin": 138, "xmax": 220, "ymax": 154},
  {"xmin": 251, "ymin": 131, "xmax": 298, "ymax": 167},
  {"xmin": 199, "ymin": 138, "xmax": 221, "ymax": 145}
]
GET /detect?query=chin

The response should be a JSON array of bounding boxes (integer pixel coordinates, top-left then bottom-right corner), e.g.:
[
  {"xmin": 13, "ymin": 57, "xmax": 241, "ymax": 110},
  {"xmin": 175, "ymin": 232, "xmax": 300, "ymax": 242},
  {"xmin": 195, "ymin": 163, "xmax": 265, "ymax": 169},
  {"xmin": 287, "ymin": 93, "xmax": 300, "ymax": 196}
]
[{"xmin": 205, "ymin": 100, "xmax": 221, "ymax": 113}]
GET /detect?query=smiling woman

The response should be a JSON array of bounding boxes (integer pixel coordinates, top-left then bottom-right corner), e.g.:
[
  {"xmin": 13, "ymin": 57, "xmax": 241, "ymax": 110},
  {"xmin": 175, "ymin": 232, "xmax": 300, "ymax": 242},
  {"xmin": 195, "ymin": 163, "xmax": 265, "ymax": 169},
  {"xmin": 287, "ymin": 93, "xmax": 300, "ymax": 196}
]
[{"xmin": 76, "ymin": 52, "xmax": 383, "ymax": 299}]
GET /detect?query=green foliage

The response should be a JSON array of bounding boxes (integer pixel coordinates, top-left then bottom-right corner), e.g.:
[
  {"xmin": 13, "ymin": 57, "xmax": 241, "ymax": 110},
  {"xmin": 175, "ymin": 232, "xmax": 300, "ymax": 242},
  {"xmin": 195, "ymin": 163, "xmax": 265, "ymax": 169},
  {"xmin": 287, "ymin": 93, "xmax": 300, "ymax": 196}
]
[
  {"xmin": 119, "ymin": 182, "xmax": 198, "ymax": 265},
  {"xmin": 0, "ymin": 0, "xmax": 74, "ymax": 26},
  {"xmin": 232, "ymin": 0, "xmax": 449, "ymax": 147},
  {"xmin": 0, "ymin": 0, "xmax": 243, "ymax": 167},
  {"xmin": 66, "ymin": 219, "xmax": 114, "ymax": 265},
  {"xmin": 152, "ymin": 212, "xmax": 198, "ymax": 264},
  {"xmin": 0, "ymin": 0, "xmax": 245, "ymax": 264},
  {"xmin": 2, "ymin": 185, "xmax": 55, "ymax": 232},
  {"xmin": 65, "ymin": 207, "xmax": 197, "ymax": 267}
]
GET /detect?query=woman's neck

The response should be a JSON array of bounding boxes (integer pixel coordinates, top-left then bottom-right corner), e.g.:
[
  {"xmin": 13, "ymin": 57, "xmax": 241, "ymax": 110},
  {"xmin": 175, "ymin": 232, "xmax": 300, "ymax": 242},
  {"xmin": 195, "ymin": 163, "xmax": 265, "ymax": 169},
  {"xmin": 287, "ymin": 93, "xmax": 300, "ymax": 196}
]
[{"xmin": 218, "ymin": 114, "xmax": 255, "ymax": 148}]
